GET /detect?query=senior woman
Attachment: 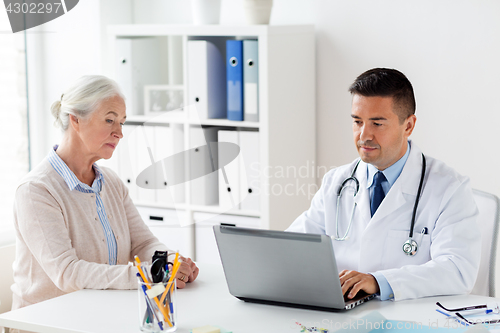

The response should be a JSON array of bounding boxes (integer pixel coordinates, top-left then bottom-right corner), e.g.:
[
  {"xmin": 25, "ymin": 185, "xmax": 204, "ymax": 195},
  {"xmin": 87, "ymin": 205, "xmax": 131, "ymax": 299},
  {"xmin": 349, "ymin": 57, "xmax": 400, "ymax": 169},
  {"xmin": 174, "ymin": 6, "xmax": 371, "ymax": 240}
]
[{"xmin": 11, "ymin": 75, "xmax": 198, "ymax": 310}]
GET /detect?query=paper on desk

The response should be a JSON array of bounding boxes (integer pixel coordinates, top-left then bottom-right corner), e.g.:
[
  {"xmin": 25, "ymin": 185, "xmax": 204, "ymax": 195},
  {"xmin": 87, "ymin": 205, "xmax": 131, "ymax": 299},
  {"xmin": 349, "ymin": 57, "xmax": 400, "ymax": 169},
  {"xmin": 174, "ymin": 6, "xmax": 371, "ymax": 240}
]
[{"xmin": 436, "ymin": 308, "xmax": 500, "ymax": 332}]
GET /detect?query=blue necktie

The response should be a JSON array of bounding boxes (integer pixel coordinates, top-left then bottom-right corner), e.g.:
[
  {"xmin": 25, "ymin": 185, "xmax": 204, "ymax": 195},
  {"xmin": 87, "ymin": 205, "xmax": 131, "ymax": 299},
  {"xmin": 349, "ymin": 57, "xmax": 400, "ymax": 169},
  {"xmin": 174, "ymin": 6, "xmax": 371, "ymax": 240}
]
[{"xmin": 370, "ymin": 171, "xmax": 386, "ymax": 217}]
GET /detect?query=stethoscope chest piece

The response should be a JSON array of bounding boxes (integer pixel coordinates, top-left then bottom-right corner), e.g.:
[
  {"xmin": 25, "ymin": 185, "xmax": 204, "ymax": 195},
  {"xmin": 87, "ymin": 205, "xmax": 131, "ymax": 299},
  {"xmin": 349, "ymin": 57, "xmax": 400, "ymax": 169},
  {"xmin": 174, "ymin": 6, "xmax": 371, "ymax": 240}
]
[{"xmin": 402, "ymin": 239, "xmax": 418, "ymax": 256}]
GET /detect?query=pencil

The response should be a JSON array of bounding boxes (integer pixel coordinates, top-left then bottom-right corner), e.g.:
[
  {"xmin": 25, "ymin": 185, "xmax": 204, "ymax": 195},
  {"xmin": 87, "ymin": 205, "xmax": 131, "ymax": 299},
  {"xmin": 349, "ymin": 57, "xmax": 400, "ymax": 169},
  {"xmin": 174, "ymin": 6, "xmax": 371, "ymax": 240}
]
[
  {"xmin": 160, "ymin": 261, "xmax": 181, "ymax": 304},
  {"xmin": 170, "ymin": 252, "xmax": 180, "ymax": 293},
  {"xmin": 173, "ymin": 252, "xmax": 179, "ymax": 267}
]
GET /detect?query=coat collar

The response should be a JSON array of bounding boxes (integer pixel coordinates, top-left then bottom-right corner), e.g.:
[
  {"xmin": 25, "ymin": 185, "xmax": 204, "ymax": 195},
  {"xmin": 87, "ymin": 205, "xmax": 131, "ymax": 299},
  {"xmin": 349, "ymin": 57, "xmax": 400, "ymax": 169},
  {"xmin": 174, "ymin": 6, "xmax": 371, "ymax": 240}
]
[
  {"xmin": 396, "ymin": 141, "xmax": 425, "ymax": 197},
  {"xmin": 352, "ymin": 140, "xmax": 425, "ymax": 223}
]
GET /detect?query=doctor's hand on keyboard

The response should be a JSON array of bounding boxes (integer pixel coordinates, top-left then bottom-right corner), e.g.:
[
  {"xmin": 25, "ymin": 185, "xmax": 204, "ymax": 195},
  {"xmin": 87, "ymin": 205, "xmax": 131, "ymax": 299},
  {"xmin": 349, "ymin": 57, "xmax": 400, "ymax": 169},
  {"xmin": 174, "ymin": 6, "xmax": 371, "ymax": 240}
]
[{"xmin": 339, "ymin": 270, "xmax": 380, "ymax": 299}]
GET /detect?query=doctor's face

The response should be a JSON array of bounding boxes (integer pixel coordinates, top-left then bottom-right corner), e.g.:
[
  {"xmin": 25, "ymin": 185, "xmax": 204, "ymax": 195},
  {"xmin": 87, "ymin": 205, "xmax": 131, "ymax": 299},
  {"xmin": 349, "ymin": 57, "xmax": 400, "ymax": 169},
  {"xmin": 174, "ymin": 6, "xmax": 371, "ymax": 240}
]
[{"xmin": 351, "ymin": 95, "xmax": 416, "ymax": 171}]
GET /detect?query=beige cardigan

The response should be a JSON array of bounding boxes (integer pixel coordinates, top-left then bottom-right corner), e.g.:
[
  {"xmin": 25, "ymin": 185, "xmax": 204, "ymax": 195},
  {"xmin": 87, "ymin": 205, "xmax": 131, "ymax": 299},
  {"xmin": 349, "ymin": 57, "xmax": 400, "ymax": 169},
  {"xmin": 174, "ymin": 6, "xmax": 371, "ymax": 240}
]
[{"xmin": 11, "ymin": 158, "xmax": 168, "ymax": 309}]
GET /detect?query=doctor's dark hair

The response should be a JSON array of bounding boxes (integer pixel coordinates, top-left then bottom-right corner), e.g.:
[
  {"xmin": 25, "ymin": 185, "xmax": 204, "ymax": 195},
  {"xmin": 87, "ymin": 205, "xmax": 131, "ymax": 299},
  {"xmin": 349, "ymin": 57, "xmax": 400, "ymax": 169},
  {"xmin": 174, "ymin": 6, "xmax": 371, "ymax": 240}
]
[{"xmin": 348, "ymin": 68, "xmax": 416, "ymax": 123}]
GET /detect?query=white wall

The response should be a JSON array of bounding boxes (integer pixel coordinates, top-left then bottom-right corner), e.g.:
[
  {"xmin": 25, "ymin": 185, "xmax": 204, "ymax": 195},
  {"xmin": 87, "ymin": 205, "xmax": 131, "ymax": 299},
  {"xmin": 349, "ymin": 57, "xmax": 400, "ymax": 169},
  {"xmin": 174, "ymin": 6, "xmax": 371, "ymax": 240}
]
[
  {"xmin": 27, "ymin": 0, "xmax": 132, "ymax": 166},
  {"xmin": 131, "ymin": 0, "xmax": 500, "ymax": 198},
  {"xmin": 308, "ymin": 0, "xmax": 500, "ymax": 199},
  {"xmin": 28, "ymin": 0, "xmax": 500, "ymax": 199},
  {"xmin": 27, "ymin": 0, "xmax": 101, "ymax": 165},
  {"xmin": 0, "ymin": 8, "xmax": 29, "ymax": 234}
]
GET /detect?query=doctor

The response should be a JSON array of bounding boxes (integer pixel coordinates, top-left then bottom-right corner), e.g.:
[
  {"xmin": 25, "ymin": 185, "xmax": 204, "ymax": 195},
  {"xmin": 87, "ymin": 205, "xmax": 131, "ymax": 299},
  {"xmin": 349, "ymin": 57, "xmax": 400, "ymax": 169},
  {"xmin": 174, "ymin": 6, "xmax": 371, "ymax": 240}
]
[{"xmin": 287, "ymin": 68, "xmax": 481, "ymax": 301}]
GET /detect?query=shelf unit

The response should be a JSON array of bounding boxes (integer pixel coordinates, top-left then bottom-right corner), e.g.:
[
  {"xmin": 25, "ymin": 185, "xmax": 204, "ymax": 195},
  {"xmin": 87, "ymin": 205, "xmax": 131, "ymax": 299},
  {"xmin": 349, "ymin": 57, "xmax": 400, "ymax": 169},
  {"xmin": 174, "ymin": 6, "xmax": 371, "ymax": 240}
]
[
  {"xmin": 123, "ymin": 114, "xmax": 261, "ymax": 129},
  {"xmin": 104, "ymin": 24, "xmax": 315, "ymax": 260}
]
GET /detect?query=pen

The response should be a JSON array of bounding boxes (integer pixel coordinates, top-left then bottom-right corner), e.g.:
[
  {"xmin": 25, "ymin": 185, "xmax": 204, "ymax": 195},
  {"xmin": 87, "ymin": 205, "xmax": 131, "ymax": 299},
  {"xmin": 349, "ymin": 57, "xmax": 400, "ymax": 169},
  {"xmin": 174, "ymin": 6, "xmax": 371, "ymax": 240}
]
[
  {"xmin": 162, "ymin": 266, "xmax": 170, "ymax": 305},
  {"xmin": 163, "ymin": 265, "xmax": 169, "ymax": 283},
  {"xmin": 135, "ymin": 255, "xmax": 173, "ymax": 328},
  {"xmin": 169, "ymin": 297, "xmax": 175, "ymax": 326},
  {"xmin": 137, "ymin": 273, "xmax": 164, "ymax": 331},
  {"xmin": 135, "ymin": 256, "xmax": 150, "ymax": 286},
  {"xmin": 436, "ymin": 308, "xmax": 494, "ymax": 318},
  {"xmin": 143, "ymin": 263, "xmax": 153, "ymax": 283}
]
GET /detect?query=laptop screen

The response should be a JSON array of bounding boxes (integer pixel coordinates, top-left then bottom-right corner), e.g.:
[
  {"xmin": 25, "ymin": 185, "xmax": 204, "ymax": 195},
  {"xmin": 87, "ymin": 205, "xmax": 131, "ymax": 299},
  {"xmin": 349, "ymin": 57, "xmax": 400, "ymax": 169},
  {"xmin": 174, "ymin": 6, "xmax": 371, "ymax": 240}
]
[{"xmin": 214, "ymin": 225, "xmax": 348, "ymax": 310}]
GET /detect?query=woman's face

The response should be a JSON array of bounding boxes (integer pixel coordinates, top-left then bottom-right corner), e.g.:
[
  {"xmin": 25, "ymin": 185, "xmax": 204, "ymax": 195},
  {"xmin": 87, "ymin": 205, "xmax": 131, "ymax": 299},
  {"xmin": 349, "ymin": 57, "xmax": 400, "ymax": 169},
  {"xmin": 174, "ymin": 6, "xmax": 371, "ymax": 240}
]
[{"xmin": 77, "ymin": 95, "xmax": 126, "ymax": 161}]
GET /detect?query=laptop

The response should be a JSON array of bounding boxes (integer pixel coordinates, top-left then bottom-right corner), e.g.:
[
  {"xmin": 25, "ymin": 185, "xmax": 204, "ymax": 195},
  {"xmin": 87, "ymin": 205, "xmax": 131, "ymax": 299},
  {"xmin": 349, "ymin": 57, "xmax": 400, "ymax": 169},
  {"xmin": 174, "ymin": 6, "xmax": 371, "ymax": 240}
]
[{"xmin": 213, "ymin": 225, "xmax": 376, "ymax": 311}]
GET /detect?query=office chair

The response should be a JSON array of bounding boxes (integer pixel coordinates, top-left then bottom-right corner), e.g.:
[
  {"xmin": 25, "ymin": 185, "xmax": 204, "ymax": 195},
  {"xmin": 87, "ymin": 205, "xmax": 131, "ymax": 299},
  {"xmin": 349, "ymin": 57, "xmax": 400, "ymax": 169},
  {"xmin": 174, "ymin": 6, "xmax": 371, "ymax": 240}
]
[{"xmin": 470, "ymin": 189, "xmax": 500, "ymax": 297}]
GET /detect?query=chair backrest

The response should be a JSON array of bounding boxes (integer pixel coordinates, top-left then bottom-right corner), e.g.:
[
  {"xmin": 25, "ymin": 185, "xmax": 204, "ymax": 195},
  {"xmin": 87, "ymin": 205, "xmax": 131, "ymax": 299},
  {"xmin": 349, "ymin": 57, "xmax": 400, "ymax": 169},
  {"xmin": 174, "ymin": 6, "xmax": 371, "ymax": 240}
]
[
  {"xmin": 0, "ymin": 243, "xmax": 15, "ymax": 314},
  {"xmin": 470, "ymin": 189, "xmax": 500, "ymax": 297}
]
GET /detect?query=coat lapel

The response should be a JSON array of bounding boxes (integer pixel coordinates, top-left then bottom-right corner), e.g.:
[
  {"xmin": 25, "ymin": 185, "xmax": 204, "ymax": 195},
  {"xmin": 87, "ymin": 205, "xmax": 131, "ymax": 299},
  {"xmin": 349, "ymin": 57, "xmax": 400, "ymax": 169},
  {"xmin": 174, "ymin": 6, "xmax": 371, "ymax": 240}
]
[
  {"xmin": 370, "ymin": 177, "xmax": 407, "ymax": 223},
  {"xmin": 365, "ymin": 141, "xmax": 424, "ymax": 227}
]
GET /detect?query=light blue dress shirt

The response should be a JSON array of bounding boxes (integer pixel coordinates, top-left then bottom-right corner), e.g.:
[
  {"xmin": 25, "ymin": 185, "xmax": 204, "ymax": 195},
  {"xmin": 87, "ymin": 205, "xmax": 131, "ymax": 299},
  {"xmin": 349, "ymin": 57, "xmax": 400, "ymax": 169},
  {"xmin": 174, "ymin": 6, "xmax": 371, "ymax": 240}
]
[
  {"xmin": 366, "ymin": 141, "xmax": 411, "ymax": 300},
  {"xmin": 47, "ymin": 146, "xmax": 118, "ymax": 265}
]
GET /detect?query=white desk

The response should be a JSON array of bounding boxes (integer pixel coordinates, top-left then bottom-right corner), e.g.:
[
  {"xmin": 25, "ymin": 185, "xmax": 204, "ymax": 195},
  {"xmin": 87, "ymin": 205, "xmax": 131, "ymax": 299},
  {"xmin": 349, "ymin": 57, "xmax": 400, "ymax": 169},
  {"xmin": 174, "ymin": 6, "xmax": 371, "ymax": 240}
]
[{"xmin": 0, "ymin": 263, "xmax": 494, "ymax": 333}]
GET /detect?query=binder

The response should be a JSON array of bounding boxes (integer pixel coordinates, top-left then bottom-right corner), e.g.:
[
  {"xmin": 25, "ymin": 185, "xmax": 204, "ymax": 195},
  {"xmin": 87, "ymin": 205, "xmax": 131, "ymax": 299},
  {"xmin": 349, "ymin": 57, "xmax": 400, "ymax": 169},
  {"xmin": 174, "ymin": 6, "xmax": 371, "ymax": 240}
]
[
  {"xmin": 155, "ymin": 124, "xmax": 185, "ymax": 204},
  {"xmin": 239, "ymin": 131, "xmax": 260, "ymax": 211},
  {"xmin": 243, "ymin": 40, "xmax": 259, "ymax": 122},
  {"xmin": 152, "ymin": 125, "xmax": 171, "ymax": 204},
  {"xmin": 134, "ymin": 125, "xmax": 156, "ymax": 203},
  {"xmin": 226, "ymin": 40, "xmax": 244, "ymax": 121},
  {"xmin": 187, "ymin": 40, "xmax": 226, "ymax": 119},
  {"xmin": 115, "ymin": 39, "xmax": 135, "ymax": 114},
  {"xmin": 218, "ymin": 130, "xmax": 240, "ymax": 209},
  {"xmin": 114, "ymin": 38, "xmax": 162, "ymax": 115},
  {"xmin": 118, "ymin": 125, "xmax": 138, "ymax": 202},
  {"xmin": 189, "ymin": 126, "xmax": 219, "ymax": 206}
]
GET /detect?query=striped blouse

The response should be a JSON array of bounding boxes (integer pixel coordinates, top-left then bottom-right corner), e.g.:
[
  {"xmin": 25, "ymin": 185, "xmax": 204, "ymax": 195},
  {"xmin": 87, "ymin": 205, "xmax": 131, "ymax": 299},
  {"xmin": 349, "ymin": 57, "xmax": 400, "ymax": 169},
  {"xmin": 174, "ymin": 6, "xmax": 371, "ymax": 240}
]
[{"xmin": 47, "ymin": 146, "xmax": 117, "ymax": 265}]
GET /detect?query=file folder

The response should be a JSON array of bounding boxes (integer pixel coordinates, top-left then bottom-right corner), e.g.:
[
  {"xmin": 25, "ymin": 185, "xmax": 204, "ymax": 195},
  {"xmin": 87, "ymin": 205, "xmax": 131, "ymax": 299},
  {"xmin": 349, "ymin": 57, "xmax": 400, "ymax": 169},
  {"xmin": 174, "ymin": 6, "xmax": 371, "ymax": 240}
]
[
  {"xmin": 187, "ymin": 40, "xmax": 226, "ymax": 119},
  {"xmin": 218, "ymin": 130, "xmax": 240, "ymax": 209},
  {"xmin": 226, "ymin": 40, "xmax": 244, "ymax": 121},
  {"xmin": 189, "ymin": 126, "xmax": 219, "ymax": 206},
  {"xmin": 155, "ymin": 124, "xmax": 185, "ymax": 204},
  {"xmin": 239, "ymin": 131, "xmax": 260, "ymax": 211},
  {"xmin": 243, "ymin": 40, "xmax": 259, "ymax": 122}
]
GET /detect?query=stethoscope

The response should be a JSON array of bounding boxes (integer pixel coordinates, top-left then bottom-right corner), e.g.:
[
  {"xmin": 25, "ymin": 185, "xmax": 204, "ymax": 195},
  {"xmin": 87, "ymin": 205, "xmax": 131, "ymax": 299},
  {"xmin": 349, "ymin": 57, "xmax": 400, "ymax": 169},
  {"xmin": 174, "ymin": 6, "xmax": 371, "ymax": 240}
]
[{"xmin": 334, "ymin": 153, "xmax": 427, "ymax": 256}]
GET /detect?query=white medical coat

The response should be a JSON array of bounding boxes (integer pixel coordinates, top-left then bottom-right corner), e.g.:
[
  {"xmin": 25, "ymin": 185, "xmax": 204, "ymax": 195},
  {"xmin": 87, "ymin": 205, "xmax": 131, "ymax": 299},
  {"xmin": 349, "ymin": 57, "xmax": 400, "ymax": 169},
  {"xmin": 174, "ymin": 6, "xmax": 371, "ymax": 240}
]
[{"xmin": 287, "ymin": 142, "xmax": 481, "ymax": 301}]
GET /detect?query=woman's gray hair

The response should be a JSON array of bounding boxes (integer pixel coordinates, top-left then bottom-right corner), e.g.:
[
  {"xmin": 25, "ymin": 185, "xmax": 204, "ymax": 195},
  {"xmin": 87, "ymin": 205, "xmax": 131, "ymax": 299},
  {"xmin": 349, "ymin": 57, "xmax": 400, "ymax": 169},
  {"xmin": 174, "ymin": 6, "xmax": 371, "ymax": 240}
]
[{"xmin": 50, "ymin": 75, "xmax": 125, "ymax": 131}]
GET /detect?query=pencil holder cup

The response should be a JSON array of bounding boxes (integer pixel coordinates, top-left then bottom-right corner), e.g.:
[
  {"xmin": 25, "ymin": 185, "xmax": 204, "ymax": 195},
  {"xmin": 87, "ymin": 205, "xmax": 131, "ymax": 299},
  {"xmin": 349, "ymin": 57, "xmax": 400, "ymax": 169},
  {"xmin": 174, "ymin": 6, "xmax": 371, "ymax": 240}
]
[{"xmin": 138, "ymin": 279, "xmax": 177, "ymax": 333}]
